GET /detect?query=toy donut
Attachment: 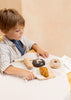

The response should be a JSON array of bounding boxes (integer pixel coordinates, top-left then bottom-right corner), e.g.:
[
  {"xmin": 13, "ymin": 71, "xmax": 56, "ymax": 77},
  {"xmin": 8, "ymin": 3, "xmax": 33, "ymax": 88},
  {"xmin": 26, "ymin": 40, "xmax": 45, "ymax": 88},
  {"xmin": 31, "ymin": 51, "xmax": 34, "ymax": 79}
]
[
  {"xmin": 49, "ymin": 59, "xmax": 61, "ymax": 69},
  {"xmin": 32, "ymin": 58, "xmax": 45, "ymax": 67}
]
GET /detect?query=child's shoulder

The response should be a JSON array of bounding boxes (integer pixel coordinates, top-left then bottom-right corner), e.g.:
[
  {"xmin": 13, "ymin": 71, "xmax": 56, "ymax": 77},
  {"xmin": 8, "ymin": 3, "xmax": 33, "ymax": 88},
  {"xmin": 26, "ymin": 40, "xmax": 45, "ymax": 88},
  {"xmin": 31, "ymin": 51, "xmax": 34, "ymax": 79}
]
[
  {"xmin": 0, "ymin": 40, "xmax": 9, "ymax": 50},
  {"xmin": 0, "ymin": 42, "xmax": 8, "ymax": 49}
]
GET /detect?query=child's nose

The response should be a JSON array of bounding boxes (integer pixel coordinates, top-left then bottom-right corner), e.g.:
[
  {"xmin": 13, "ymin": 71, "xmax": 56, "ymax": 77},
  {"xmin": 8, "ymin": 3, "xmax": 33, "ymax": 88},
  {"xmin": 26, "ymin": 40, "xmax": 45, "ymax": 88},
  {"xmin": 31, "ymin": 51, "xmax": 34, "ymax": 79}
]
[
  {"xmin": 20, "ymin": 29, "xmax": 24, "ymax": 34},
  {"xmin": 20, "ymin": 32, "xmax": 23, "ymax": 35}
]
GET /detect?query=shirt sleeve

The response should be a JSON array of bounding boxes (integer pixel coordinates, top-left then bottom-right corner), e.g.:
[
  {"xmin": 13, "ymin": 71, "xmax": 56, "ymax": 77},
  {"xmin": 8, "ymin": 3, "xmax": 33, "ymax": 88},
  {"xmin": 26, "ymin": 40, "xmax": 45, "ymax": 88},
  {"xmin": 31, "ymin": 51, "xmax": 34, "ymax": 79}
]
[
  {"xmin": 0, "ymin": 44, "xmax": 11, "ymax": 73},
  {"xmin": 21, "ymin": 35, "xmax": 37, "ymax": 52}
]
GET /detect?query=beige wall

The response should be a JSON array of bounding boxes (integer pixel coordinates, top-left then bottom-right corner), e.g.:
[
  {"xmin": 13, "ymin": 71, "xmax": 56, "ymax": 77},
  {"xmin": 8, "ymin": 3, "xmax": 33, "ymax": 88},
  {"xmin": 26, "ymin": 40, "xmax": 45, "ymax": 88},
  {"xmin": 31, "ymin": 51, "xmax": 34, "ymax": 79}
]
[
  {"xmin": 0, "ymin": 0, "xmax": 71, "ymax": 57},
  {"xmin": 0, "ymin": 0, "xmax": 21, "ymax": 13},
  {"xmin": 22, "ymin": 0, "xmax": 71, "ymax": 57}
]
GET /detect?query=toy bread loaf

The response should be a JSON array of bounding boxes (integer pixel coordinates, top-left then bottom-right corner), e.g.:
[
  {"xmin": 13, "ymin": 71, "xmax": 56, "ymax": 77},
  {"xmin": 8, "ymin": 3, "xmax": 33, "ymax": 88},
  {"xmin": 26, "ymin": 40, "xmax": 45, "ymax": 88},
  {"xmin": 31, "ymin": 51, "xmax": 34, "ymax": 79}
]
[{"xmin": 24, "ymin": 58, "xmax": 33, "ymax": 70}]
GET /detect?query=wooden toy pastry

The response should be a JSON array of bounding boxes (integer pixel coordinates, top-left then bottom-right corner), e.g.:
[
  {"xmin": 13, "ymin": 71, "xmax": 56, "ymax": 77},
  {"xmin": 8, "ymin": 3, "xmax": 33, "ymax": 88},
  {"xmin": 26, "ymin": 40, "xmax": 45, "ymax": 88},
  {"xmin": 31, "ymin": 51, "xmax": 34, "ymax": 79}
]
[
  {"xmin": 24, "ymin": 58, "xmax": 33, "ymax": 70},
  {"xmin": 39, "ymin": 67, "xmax": 49, "ymax": 77},
  {"xmin": 32, "ymin": 58, "xmax": 45, "ymax": 67},
  {"xmin": 50, "ymin": 59, "xmax": 61, "ymax": 69}
]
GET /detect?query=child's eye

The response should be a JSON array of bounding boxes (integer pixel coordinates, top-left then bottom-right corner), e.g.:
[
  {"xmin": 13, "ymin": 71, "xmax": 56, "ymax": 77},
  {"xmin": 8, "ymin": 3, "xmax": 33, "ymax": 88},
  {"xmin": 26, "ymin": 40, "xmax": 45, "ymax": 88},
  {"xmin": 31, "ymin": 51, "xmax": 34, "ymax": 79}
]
[{"xmin": 16, "ymin": 30, "xmax": 20, "ymax": 32}]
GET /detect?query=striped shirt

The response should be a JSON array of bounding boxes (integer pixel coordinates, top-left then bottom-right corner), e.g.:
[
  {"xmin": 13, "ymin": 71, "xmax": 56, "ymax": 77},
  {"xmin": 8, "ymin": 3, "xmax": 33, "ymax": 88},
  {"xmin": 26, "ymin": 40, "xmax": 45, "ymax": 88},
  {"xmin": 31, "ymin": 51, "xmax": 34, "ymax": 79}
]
[{"xmin": 0, "ymin": 35, "xmax": 36, "ymax": 73}]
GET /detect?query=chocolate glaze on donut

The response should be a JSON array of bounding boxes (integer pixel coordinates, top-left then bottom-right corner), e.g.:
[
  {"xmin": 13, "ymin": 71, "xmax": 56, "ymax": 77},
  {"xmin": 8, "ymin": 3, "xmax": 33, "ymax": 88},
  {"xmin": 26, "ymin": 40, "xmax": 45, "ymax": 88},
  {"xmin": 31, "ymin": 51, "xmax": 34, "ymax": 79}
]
[{"xmin": 32, "ymin": 58, "xmax": 45, "ymax": 67}]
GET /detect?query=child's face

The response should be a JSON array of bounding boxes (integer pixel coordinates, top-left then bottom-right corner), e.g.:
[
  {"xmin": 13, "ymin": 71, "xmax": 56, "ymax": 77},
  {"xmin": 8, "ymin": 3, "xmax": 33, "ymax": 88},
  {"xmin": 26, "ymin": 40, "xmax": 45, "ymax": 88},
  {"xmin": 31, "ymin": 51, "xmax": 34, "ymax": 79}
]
[{"xmin": 4, "ymin": 24, "xmax": 24, "ymax": 40}]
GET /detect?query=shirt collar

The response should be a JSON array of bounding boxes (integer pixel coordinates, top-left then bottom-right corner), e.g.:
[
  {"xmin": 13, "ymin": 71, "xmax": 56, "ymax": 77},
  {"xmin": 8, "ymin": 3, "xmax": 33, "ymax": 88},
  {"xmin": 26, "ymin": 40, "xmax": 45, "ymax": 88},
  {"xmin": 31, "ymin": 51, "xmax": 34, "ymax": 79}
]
[{"xmin": 2, "ymin": 36, "xmax": 25, "ymax": 46}]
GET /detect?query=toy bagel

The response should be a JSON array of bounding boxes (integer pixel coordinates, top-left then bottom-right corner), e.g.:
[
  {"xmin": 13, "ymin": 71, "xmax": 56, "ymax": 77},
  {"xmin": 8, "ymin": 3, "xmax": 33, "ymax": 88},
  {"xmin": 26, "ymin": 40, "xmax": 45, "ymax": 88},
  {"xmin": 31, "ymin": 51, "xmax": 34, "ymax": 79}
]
[{"xmin": 50, "ymin": 59, "xmax": 61, "ymax": 69}]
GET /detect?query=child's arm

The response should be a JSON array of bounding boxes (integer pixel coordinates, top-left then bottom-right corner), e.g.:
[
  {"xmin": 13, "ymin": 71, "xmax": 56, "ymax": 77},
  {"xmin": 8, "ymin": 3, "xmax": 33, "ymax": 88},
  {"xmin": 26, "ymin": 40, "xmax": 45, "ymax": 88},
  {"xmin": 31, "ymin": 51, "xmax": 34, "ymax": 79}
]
[
  {"xmin": 32, "ymin": 44, "xmax": 49, "ymax": 58},
  {"xmin": 4, "ymin": 65, "xmax": 35, "ymax": 80}
]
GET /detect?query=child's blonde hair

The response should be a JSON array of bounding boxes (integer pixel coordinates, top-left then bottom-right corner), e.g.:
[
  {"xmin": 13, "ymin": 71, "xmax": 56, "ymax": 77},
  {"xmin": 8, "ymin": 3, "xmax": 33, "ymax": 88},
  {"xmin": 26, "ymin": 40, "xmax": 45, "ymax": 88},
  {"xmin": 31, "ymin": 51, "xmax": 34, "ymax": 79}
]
[{"xmin": 0, "ymin": 8, "xmax": 25, "ymax": 32}]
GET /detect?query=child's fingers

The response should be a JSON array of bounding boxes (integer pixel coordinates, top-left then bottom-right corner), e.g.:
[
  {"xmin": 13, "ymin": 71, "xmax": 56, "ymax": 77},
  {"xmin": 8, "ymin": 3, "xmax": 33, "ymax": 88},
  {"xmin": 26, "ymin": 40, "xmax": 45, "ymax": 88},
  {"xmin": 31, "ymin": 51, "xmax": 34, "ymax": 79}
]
[
  {"xmin": 45, "ymin": 52, "xmax": 49, "ymax": 57},
  {"xmin": 42, "ymin": 54, "xmax": 46, "ymax": 58},
  {"xmin": 26, "ymin": 73, "xmax": 36, "ymax": 80},
  {"xmin": 37, "ymin": 52, "xmax": 40, "ymax": 57},
  {"xmin": 32, "ymin": 73, "xmax": 36, "ymax": 79}
]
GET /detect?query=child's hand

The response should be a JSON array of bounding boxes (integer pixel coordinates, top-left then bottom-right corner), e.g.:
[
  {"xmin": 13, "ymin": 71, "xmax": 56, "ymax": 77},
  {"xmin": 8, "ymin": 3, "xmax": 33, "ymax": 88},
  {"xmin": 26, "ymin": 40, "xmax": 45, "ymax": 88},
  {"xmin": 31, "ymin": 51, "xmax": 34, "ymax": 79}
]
[
  {"xmin": 37, "ymin": 48, "xmax": 49, "ymax": 58},
  {"xmin": 22, "ymin": 69, "xmax": 36, "ymax": 80},
  {"xmin": 32, "ymin": 44, "xmax": 49, "ymax": 58}
]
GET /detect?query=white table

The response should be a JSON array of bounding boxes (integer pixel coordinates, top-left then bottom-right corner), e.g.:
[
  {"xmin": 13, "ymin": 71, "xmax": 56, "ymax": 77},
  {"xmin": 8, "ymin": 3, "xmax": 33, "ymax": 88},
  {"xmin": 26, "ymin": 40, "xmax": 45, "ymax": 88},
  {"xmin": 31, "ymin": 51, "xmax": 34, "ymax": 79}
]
[{"xmin": 0, "ymin": 53, "xmax": 70, "ymax": 100}]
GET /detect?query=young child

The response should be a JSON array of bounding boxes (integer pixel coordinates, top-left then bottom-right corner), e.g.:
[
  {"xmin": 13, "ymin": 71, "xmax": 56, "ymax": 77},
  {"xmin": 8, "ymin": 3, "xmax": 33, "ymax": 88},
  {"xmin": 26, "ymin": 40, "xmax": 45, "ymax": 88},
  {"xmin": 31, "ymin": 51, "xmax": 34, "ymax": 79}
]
[{"xmin": 0, "ymin": 8, "xmax": 49, "ymax": 80}]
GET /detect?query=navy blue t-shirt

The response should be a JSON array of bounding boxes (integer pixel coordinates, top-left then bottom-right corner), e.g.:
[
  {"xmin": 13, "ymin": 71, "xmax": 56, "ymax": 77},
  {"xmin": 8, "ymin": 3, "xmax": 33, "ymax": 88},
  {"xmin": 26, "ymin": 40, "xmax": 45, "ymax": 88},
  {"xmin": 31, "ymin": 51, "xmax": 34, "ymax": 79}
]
[{"xmin": 10, "ymin": 40, "xmax": 24, "ymax": 56}]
